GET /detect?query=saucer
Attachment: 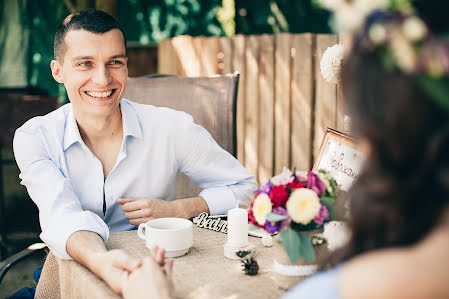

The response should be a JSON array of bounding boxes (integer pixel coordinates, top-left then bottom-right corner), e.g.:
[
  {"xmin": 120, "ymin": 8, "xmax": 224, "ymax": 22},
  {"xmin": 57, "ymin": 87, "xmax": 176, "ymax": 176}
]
[{"xmin": 161, "ymin": 247, "xmax": 190, "ymax": 258}]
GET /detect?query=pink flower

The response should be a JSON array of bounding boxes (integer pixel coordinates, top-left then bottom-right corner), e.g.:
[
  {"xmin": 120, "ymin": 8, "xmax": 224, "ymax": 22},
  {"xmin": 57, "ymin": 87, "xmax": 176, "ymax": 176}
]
[
  {"xmin": 314, "ymin": 204, "xmax": 330, "ymax": 225},
  {"xmin": 306, "ymin": 172, "xmax": 327, "ymax": 196}
]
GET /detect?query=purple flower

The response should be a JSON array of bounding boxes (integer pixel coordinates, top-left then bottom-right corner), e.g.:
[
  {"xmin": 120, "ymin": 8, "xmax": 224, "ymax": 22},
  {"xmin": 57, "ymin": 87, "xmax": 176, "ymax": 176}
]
[
  {"xmin": 260, "ymin": 181, "xmax": 273, "ymax": 194},
  {"xmin": 272, "ymin": 206, "xmax": 291, "ymax": 230},
  {"xmin": 264, "ymin": 220, "xmax": 280, "ymax": 233},
  {"xmin": 307, "ymin": 172, "xmax": 327, "ymax": 196},
  {"xmin": 314, "ymin": 204, "xmax": 330, "ymax": 225}
]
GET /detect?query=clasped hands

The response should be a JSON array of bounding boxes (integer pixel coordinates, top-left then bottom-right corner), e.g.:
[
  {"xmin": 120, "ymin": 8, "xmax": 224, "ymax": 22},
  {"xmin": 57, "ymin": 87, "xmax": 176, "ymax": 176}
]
[{"xmin": 122, "ymin": 245, "xmax": 174, "ymax": 299}]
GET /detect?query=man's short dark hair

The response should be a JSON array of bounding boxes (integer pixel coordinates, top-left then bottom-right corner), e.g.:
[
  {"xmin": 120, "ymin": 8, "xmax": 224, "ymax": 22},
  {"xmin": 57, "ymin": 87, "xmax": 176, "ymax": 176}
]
[{"xmin": 54, "ymin": 8, "xmax": 127, "ymax": 62}]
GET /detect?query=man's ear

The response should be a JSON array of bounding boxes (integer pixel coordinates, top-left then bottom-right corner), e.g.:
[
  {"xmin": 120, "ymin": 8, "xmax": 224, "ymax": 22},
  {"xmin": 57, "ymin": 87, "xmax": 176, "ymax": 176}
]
[{"xmin": 50, "ymin": 60, "xmax": 64, "ymax": 83}]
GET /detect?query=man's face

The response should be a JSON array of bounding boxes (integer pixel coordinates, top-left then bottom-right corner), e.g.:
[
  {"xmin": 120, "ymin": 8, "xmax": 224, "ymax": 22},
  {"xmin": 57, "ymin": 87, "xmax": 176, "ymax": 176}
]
[{"xmin": 51, "ymin": 29, "xmax": 128, "ymax": 120}]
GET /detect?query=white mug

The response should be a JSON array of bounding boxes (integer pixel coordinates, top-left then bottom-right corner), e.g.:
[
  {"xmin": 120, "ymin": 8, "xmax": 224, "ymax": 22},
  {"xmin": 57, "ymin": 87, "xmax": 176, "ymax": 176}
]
[{"xmin": 138, "ymin": 217, "xmax": 193, "ymax": 258}]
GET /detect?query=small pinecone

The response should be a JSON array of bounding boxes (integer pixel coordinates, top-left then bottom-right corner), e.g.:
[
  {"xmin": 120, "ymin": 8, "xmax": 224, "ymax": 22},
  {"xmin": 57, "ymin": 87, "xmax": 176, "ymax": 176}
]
[
  {"xmin": 241, "ymin": 257, "xmax": 259, "ymax": 276},
  {"xmin": 236, "ymin": 250, "xmax": 251, "ymax": 258}
]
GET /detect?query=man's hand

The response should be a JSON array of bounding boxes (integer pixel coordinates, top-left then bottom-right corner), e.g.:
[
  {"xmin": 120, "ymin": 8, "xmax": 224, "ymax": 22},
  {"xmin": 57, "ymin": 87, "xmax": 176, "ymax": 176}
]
[
  {"xmin": 118, "ymin": 196, "xmax": 210, "ymax": 226},
  {"xmin": 118, "ymin": 198, "xmax": 177, "ymax": 226},
  {"xmin": 66, "ymin": 231, "xmax": 140, "ymax": 295},
  {"xmin": 92, "ymin": 250, "xmax": 141, "ymax": 294},
  {"xmin": 123, "ymin": 246, "xmax": 174, "ymax": 299}
]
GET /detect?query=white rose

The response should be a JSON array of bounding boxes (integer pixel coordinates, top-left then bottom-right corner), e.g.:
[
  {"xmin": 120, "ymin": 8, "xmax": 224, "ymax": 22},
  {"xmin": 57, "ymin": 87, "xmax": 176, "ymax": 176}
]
[
  {"xmin": 390, "ymin": 32, "xmax": 416, "ymax": 73},
  {"xmin": 402, "ymin": 16, "xmax": 427, "ymax": 42},
  {"xmin": 320, "ymin": 44, "xmax": 345, "ymax": 84},
  {"xmin": 369, "ymin": 23, "xmax": 387, "ymax": 45},
  {"xmin": 286, "ymin": 188, "xmax": 321, "ymax": 225},
  {"xmin": 253, "ymin": 193, "xmax": 272, "ymax": 225},
  {"xmin": 334, "ymin": 5, "xmax": 365, "ymax": 32}
]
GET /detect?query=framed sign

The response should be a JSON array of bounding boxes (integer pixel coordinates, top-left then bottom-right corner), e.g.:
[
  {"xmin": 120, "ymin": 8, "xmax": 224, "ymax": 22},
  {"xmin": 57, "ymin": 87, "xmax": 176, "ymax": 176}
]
[{"xmin": 313, "ymin": 128, "xmax": 364, "ymax": 191}]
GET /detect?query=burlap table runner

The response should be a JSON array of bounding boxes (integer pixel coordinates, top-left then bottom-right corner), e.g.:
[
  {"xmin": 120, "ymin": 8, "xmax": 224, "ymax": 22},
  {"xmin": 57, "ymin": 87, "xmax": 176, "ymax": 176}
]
[{"xmin": 36, "ymin": 226, "xmax": 321, "ymax": 298}]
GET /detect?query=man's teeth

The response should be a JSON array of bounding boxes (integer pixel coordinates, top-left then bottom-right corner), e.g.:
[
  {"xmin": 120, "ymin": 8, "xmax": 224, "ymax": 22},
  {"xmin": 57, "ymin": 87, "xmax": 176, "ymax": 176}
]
[{"xmin": 86, "ymin": 90, "xmax": 113, "ymax": 98}]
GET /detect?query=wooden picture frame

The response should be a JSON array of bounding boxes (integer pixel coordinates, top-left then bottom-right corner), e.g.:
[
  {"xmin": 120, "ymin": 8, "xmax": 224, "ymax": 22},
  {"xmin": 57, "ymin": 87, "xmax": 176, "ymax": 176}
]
[{"xmin": 312, "ymin": 128, "xmax": 364, "ymax": 191}]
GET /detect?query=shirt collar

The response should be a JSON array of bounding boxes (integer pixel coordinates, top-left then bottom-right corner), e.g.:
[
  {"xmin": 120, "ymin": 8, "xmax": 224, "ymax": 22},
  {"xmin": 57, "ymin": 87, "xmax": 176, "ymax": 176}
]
[
  {"xmin": 121, "ymin": 99, "xmax": 143, "ymax": 140},
  {"xmin": 63, "ymin": 107, "xmax": 84, "ymax": 151},
  {"xmin": 63, "ymin": 100, "xmax": 143, "ymax": 151}
]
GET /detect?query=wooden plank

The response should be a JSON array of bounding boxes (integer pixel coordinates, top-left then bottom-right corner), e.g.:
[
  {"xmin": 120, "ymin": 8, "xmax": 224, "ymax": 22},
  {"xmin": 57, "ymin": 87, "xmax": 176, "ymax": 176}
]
[
  {"xmin": 258, "ymin": 34, "xmax": 275, "ymax": 183},
  {"xmin": 336, "ymin": 34, "xmax": 352, "ymax": 133},
  {"xmin": 313, "ymin": 34, "xmax": 338, "ymax": 160},
  {"xmin": 127, "ymin": 46, "xmax": 158, "ymax": 77},
  {"xmin": 192, "ymin": 36, "xmax": 206, "ymax": 75},
  {"xmin": 202, "ymin": 36, "xmax": 220, "ymax": 75},
  {"xmin": 291, "ymin": 33, "xmax": 313, "ymax": 172},
  {"xmin": 244, "ymin": 35, "xmax": 260, "ymax": 179},
  {"xmin": 219, "ymin": 37, "xmax": 232, "ymax": 74},
  {"xmin": 157, "ymin": 39, "xmax": 169, "ymax": 74},
  {"xmin": 336, "ymin": 84, "xmax": 346, "ymax": 132},
  {"xmin": 171, "ymin": 35, "xmax": 201, "ymax": 76},
  {"xmin": 231, "ymin": 34, "xmax": 246, "ymax": 165},
  {"xmin": 274, "ymin": 33, "xmax": 292, "ymax": 174}
]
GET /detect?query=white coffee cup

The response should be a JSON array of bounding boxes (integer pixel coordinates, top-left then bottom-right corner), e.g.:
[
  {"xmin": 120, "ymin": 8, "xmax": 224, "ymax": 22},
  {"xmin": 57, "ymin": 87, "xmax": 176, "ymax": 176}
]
[{"xmin": 138, "ymin": 218, "xmax": 193, "ymax": 258}]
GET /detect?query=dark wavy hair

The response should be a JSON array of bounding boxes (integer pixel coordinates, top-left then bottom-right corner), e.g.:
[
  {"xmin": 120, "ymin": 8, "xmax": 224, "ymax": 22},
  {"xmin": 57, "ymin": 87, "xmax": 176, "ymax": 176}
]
[
  {"xmin": 325, "ymin": 38, "xmax": 449, "ymax": 266},
  {"xmin": 54, "ymin": 8, "xmax": 126, "ymax": 62}
]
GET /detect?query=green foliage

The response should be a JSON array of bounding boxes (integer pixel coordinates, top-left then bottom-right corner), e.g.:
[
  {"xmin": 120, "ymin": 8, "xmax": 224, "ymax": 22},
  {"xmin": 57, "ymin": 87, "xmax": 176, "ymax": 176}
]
[
  {"xmin": 7, "ymin": 0, "xmax": 333, "ymax": 98},
  {"xmin": 118, "ymin": 0, "xmax": 225, "ymax": 44},
  {"xmin": 217, "ymin": 0, "xmax": 235, "ymax": 37},
  {"xmin": 266, "ymin": 212, "xmax": 287, "ymax": 222},
  {"xmin": 236, "ymin": 0, "xmax": 331, "ymax": 35},
  {"xmin": 319, "ymin": 196, "xmax": 336, "ymax": 220},
  {"xmin": 279, "ymin": 227, "xmax": 316, "ymax": 263},
  {"xmin": 26, "ymin": 1, "xmax": 69, "ymax": 101},
  {"xmin": 248, "ymin": 223, "xmax": 260, "ymax": 231},
  {"xmin": 417, "ymin": 75, "xmax": 449, "ymax": 113}
]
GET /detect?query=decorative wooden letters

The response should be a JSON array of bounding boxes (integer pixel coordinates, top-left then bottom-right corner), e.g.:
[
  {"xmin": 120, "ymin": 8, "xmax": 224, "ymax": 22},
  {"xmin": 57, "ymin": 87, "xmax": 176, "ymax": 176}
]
[{"xmin": 192, "ymin": 212, "xmax": 228, "ymax": 233}]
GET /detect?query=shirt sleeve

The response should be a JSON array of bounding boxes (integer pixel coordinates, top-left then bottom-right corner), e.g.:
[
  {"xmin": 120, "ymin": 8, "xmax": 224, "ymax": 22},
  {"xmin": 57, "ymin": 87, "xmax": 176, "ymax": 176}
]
[
  {"xmin": 13, "ymin": 125, "xmax": 109, "ymax": 259},
  {"xmin": 176, "ymin": 113, "xmax": 258, "ymax": 215}
]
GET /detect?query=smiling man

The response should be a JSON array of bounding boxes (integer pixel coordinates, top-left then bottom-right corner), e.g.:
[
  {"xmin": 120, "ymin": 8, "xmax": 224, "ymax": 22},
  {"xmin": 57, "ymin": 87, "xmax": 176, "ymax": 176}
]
[{"xmin": 13, "ymin": 9, "xmax": 256, "ymax": 294}]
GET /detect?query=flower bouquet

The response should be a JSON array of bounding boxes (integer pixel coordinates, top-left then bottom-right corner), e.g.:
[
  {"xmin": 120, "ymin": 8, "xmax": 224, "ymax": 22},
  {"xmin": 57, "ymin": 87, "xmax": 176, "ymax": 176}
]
[{"xmin": 248, "ymin": 168, "xmax": 339, "ymax": 263}]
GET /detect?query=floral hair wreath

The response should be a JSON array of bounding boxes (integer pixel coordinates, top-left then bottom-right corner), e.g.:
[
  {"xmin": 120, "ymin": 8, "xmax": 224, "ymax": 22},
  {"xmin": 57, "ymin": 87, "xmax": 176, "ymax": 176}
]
[{"xmin": 319, "ymin": 0, "xmax": 449, "ymax": 112}]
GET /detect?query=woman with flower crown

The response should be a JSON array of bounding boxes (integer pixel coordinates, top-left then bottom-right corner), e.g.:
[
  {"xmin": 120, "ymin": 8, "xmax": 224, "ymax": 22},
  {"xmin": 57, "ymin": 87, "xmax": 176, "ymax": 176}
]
[
  {"xmin": 283, "ymin": 0, "xmax": 449, "ymax": 298},
  {"xmin": 121, "ymin": 1, "xmax": 449, "ymax": 298}
]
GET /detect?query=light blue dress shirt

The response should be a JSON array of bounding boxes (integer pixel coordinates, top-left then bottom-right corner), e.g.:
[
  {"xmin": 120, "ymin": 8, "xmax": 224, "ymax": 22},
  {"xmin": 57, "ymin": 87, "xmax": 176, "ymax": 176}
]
[{"xmin": 13, "ymin": 99, "xmax": 257, "ymax": 259}]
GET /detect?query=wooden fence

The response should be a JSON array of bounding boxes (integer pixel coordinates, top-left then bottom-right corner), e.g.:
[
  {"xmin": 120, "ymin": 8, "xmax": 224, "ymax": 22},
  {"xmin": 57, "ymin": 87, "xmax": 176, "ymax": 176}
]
[{"xmin": 158, "ymin": 33, "xmax": 348, "ymax": 184}]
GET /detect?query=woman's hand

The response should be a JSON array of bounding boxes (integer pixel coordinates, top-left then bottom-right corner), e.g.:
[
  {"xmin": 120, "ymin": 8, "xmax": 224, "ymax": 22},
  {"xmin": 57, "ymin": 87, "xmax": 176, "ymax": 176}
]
[{"xmin": 122, "ymin": 246, "xmax": 174, "ymax": 299}]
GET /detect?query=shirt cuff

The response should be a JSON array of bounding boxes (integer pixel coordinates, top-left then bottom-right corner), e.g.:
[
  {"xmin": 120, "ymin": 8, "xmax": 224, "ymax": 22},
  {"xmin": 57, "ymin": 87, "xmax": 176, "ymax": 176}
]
[
  {"xmin": 40, "ymin": 211, "xmax": 110, "ymax": 259},
  {"xmin": 200, "ymin": 186, "xmax": 237, "ymax": 215}
]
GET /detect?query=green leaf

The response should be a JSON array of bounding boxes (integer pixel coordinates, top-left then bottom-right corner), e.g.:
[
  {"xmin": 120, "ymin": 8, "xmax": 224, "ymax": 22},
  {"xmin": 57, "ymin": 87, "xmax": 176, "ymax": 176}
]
[
  {"xmin": 279, "ymin": 228, "xmax": 301, "ymax": 263},
  {"xmin": 320, "ymin": 196, "xmax": 335, "ymax": 210},
  {"xmin": 380, "ymin": 47, "xmax": 397, "ymax": 72},
  {"xmin": 280, "ymin": 229, "xmax": 317, "ymax": 263},
  {"xmin": 417, "ymin": 75, "xmax": 449, "ymax": 113},
  {"xmin": 298, "ymin": 234, "xmax": 316, "ymax": 262},
  {"xmin": 248, "ymin": 223, "xmax": 260, "ymax": 231},
  {"xmin": 266, "ymin": 213, "xmax": 287, "ymax": 222}
]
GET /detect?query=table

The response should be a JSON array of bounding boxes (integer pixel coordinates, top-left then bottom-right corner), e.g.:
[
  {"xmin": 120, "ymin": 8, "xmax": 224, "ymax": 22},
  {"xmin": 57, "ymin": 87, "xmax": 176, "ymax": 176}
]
[{"xmin": 35, "ymin": 225, "xmax": 320, "ymax": 299}]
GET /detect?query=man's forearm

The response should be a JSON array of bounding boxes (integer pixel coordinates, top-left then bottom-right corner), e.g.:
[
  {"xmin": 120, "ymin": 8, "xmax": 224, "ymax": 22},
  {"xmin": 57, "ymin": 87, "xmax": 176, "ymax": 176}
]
[
  {"xmin": 66, "ymin": 230, "xmax": 108, "ymax": 275},
  {"xmin": 66, "ymin": 230, "xmax": 141, "ymax": 294},
  {"xmin": 172, "ymin": 196, "xmax": 210, "ymax": 219}
]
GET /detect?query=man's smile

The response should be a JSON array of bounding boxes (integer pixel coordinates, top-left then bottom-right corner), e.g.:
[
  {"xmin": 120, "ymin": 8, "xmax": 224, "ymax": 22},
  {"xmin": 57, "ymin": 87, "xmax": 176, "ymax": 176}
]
[{"xmin": 85, "ymin": 89, "xmax": 116, "ymax": 99}]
